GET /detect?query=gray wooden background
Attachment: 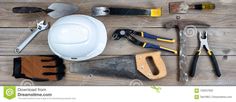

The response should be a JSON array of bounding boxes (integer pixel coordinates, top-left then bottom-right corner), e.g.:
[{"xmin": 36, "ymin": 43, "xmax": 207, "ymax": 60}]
[{"xmin": 0, "ymin": 0, "xmax": 236, "ymax": 86}]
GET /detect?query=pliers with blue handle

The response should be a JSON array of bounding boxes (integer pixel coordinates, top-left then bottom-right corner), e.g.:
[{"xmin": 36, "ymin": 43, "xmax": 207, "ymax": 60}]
[{"xmin": 112, "ymin": 29, "xmax": 177, "ymax": 54}]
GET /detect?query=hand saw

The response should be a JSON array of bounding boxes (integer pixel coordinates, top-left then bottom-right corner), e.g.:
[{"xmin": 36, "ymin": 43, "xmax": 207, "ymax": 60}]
[{"xmin": 69, "ymin": 52, "xmax": 167, "ymax": 80}]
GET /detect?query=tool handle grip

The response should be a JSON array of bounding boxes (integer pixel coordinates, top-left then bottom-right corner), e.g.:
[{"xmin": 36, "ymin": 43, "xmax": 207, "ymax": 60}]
[
  {"xmin": 142, "ymin": 32, "xmax": 175, "ymax": 43},
  {"xmin": 12, "ymin": 7, "xmax": 44, "ymax": 13},
  {"xmin": 189, "ymin": 51, "xmax": 200, "ymax": 77},
  {"xmin": 15, "ymin": 29, "xmax": 41, "ymax": 53},
  {"xmin": 193, "ymin": 2, "xmax": 215, "ymax": 10},
  {"xmin": 209, "ymin": 51, "xmax": 221, "ymax": 77},
  {"xmin": 144, "ymin": 43, "xmax": 177, "ymax": 54},
  {"xmin": 109, "ymin": 8, "xmax": 147, "ymax": 15}
]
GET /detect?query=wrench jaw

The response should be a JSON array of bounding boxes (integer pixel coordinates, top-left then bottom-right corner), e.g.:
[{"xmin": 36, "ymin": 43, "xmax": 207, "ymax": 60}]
[{"xmin": 37, "ymin": 20, "xmax": 49, "ymax": 31}]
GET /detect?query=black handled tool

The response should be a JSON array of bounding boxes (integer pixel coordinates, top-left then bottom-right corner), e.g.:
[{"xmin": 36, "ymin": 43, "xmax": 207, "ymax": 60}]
[
  {"xmin": 112, "ymin": 29, "xmax": 177, "ymax": 54},
  {"xmin": 92, "ymin": 7, "xmax": 162, "ymax": 17},
  {"xmin": 189, "ymin": 31, "xmax": 221, "ymax": 77},
  {"xmin": 12, "ymin": 3, "xmax": 79, "ymax": 18}
]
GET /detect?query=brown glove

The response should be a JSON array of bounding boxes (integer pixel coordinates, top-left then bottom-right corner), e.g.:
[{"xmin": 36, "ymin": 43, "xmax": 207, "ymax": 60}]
[{"xmin": 13, "ymin": 55, "xmax": 65, "ymax": 81}]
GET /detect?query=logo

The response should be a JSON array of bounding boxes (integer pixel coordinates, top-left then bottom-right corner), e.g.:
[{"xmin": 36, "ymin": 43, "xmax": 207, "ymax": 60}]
[
  {"xmin": 129, "ymin": 79, "xmax": 143, "ymax": 86},
  {"xmin": 183, "ymin": 25, "xmax": 198, "ymax": 38},
  {"xmin": 194, "ymin": 88, "xmax": 200, "ymax": 100},
  {"xmin": 151, "ymin": 86, "xmax": 161, "ymax": 93},
  {"xmin": 20, "ymin": 79, "xmax": 35, "ymax": 86},
  {"xmin": 4, "ymin": 86, "xmax": 16, "ymax": 100}
]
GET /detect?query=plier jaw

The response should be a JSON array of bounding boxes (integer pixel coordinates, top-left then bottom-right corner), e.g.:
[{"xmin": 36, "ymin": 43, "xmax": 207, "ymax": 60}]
[
  {"xmin": 198, "ymin": 31, "xmax": 211, "ymax": 53},
  {"xmin": 112, "ymin": 29, "xmax": 135, "ymax": 40}
]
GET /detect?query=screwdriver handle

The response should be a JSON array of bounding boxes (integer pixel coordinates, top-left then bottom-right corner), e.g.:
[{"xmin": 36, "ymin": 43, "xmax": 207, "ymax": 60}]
[
  {"xmin": 189, "ymin": 50, "xmax": 200, "ymax": 77},
  {"xmin": 191, "ymin": 2, "xmax": 215, "ymax": 10},
  {"xmin": 208, "ymin": 51, "xmax": 221, "ymax": 77}
]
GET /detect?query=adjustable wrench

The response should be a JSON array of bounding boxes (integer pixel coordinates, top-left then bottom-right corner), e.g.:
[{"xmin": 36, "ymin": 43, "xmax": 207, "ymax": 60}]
[{"xmin": 15, "ymin": 20, "xmax": 49, "ymax": 53}]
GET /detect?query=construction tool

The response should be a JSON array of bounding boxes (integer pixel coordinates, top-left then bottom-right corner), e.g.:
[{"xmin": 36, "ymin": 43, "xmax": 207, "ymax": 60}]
[
  {"xmin": 112, "ymin": 29, "xmax": 177, "ymax": 54},
  {"xmin": 189, "ymin": 31, "xmax": 221, "ymax": 77},
  {"xmin": 164, "ymin": 17, "xmax": 210, "ymax": 82},
  {"xmin": 169, "ymin": 2, "xmax": 215, "ymax": 14},
  {"xmin": 13, "ymin": 55, "xmax": 65, "ymax": 81},
  {"xmin": 70, "ymin": 52, "xmax": 167, "ymax": 80},
  {"xmin": 12, "ymin": 3, "xmax": 79, "ymax": 18},
  {"xmin": 92, "ymin": 6, "xmax": 162, "ymax": 17},
  {"xmin": 15, "ymin": 20, "xmax": 49, "ymax": 53}
]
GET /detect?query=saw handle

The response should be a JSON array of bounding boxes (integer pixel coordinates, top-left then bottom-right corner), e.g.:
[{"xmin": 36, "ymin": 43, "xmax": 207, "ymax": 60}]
[{"xmin": 136, "ymin": 52, "xmax": 167, "ymax": 80}]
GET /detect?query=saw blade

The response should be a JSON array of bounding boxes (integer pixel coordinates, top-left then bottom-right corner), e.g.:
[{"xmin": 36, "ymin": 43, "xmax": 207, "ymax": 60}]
[{"xmin": 69, "ymin": 56, "xmax": 148, "ymax": 80}]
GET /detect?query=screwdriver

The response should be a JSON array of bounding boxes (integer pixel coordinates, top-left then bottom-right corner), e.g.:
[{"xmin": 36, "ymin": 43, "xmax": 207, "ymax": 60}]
[{"xmin": 189, "ymin": 2, "xmax": 215, "ymax": 10}]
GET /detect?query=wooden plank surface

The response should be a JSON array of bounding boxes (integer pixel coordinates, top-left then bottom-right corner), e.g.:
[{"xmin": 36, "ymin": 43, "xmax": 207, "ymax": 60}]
[
  {"xmin": 0, "ymin": 0, "xmax": 236, "ymax": 27},
  {"xmin": 0, "ymin": 0, "xmax": 236, "ymax": 86}
]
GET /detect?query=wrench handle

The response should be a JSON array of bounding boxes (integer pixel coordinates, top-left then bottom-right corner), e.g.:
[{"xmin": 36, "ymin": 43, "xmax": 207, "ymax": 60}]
[{"xmin": 15, "ymin": 30, "xmax": 41, "ymax": 53}]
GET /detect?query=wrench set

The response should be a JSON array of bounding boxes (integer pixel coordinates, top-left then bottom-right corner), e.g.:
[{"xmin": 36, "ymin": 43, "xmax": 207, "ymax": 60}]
[{"xmin": 12, "ymin": 1, "xmax": 221, "ymax": 82}]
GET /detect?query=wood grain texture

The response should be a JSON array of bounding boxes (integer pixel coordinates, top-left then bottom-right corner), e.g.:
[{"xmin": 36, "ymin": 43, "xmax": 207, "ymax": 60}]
[
  {"xmin": 0, "ymin": 0, "xmax": 236, "ymax": 27},
  {"xmin": 0, "ymin": 0, "xmax": 236, "ymax": 86}
]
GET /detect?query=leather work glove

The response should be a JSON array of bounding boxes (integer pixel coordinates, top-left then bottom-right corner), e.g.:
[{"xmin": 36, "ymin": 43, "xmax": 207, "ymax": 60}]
[{"xmin": 13, "ymin": 55, "xmax": 65, "ymax": 81}]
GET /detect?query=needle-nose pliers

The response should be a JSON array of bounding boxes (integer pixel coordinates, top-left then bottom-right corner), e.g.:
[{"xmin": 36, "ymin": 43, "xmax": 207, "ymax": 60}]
[
  {"xmin": 189, "ymin": 31, "xmax": 221, "ymax": 77},
  {"xmin": 112, "ymin": 29, "xmax": 177, "ymax": 54}
]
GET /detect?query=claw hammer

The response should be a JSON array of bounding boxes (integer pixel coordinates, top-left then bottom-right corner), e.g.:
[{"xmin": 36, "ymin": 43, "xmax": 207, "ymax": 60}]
[{"xmin": 164, "ymin": 17, "xmax": 210, "ymax": 82}]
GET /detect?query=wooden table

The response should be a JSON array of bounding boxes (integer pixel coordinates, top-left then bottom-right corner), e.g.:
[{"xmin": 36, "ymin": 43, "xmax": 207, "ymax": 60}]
[{"xmin": 0, "ymin": 0, "xmax": 236, "ymax": 86}]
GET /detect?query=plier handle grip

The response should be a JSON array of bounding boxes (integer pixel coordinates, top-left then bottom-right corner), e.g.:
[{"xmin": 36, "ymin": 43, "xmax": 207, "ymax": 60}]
[
  {"xmin": 189, "ymin": 31, "xmax": 221, "ymax": 77},
  {"xmin": 112, "ymin": 29, "xmax": 177, "ymax": 54}
]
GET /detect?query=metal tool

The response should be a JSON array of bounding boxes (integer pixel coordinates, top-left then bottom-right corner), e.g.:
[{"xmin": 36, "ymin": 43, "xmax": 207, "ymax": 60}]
[
  {"xmin": 92, "ymin": 6, "xmax": 162, "ymax": 17},
  {"xmin": 12, "ymin": 3, "xmax": 79, "ymax": 18},
  {"xmin": 189, "ymin": 31, "xmax": 221, "ymax": 77},
  {"xmin": 164, "ymin": 17, "xmax": 210, "ymax": 82},
  {"xmin": 15, "ymin": 20, "xmax": 49, "ymax": 53},
  {"xmin": 112, "ymin": 29, "xmax": 177, "ymax": 54},
  {"xmin": 70, "ymin": 52, "xmax": 167, "ymax": 80},
  {"xmin": 169, "ymin": 2, "xmax": 215, "ymax": 14}
]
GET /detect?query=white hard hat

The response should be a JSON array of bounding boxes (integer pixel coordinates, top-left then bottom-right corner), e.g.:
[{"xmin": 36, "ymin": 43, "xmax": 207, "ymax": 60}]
[{"xmin": 48, "ymin": 15, "xmax": 107, "ymax": 61}]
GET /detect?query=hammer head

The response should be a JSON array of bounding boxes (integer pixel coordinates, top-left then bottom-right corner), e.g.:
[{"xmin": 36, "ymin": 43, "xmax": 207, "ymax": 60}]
[{"xmin": 164, "ymin": 20, "xmax": 210, "ymax": 30}]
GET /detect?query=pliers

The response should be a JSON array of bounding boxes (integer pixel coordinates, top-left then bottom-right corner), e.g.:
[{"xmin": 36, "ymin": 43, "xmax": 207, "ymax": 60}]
[
  {"xmin": 112, "ymin": 29, "xmax": 177, "ymax": 54},
  {"xmin": 189, "ymin": 31, "xmax": 221, "ymax": 77}
]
